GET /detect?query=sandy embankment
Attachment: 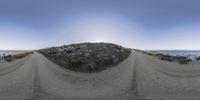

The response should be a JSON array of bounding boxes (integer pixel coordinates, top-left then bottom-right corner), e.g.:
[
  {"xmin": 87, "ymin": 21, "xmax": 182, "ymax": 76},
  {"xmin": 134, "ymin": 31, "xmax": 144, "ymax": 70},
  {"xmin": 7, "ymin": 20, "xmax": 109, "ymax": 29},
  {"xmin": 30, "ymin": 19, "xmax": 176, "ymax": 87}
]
[{"xmin": 135, "ymin": 51, "xmax": 200, "ymax": 99}]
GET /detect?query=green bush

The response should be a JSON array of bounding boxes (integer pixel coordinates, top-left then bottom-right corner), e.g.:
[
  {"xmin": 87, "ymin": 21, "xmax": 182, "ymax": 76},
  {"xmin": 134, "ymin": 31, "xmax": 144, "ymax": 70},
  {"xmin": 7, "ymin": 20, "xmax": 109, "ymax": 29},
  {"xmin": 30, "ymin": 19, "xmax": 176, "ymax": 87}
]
[
  {"xmin": 178, "ymin": 59, "xmax": 192, "ymax": 64},
  {"xmin": 63, "ymin": 56, "xmax": 83, "ymax": 69},
  {"xmin": 4, "ymin": 55, "xmax": 14, "ymax": 62},
  {"xmin": 159, "ymin": 54, "xmax": 174, "ymax": 62},
  {"xmin": 196, "ymin": 57, "xmax": 200, "ymax": 60}
]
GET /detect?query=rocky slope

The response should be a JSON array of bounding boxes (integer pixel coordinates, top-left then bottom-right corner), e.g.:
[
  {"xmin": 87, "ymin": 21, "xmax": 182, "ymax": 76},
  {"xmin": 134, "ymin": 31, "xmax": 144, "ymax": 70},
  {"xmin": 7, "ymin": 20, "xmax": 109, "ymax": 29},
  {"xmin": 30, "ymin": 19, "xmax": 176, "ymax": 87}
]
[{"xmin": 38, "ymin": 43, "xmax": 131, "ymax": 73}]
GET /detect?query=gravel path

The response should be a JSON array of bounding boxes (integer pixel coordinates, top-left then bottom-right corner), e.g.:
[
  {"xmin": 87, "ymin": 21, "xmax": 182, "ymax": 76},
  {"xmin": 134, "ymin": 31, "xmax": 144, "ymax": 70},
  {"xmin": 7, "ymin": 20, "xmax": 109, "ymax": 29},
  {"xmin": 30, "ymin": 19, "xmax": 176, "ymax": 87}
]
[
  {"xmin": 0, "ymin": 51, "xmax": 138, "ymax": 100},
  {"xmin": 4, "ymin": 50, "xmax": 200, "ymax": 100},
  {"xmin": 135, "ymin": 51, "xmax": 200, "ymax": 100}
]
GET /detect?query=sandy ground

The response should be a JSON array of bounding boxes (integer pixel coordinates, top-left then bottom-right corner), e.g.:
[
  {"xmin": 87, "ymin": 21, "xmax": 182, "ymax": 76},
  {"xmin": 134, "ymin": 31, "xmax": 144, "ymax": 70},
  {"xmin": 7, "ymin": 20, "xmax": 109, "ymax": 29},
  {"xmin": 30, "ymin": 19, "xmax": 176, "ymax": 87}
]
[
  {"xmin": 135, "ymin": 51, "xmax": 200, "ymax": 100},
  {"xmin": 3, "ymin": 50, "xmax": 200, "ymax": 100},
  {"xmin": 0, "ymin": 54, "xmax": 35, "ymax": 99},
  {"xmin": 0, "ymin": 51, "xmax": 142, "ymax": 100}
]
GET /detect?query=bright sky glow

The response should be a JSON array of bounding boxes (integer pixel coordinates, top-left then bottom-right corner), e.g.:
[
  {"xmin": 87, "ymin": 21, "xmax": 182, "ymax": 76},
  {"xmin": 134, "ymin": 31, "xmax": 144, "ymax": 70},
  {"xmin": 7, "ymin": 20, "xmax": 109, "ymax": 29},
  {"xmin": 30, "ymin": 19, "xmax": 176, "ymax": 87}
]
[{"xmin": 0, "ymin": 0, "xmax": 200, "ymax": 50}]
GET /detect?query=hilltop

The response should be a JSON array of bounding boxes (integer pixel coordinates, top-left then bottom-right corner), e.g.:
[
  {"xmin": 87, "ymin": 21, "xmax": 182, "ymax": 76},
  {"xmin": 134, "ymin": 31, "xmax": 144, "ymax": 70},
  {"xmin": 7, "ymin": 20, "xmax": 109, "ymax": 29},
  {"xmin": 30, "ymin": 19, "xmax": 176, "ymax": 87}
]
[{"xmin": 38, "ymin": 43, "xmax": 131, "ymax": 73}]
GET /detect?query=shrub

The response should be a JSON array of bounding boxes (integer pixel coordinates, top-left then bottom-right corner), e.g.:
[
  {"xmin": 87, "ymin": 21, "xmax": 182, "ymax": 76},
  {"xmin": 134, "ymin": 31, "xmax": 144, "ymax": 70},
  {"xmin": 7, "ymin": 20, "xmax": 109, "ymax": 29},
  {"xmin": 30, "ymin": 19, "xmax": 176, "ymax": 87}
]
[
  {"xmin": 3, "ymin": 52, "xmax": 33, "ymax": 62},
  {"xmin": 159, "ymin": 54, "xmax": 174, "ymax": 62},
  {"xmin": 4, "ymin": 55, "xmax": 14, "ymax": 62},
  {"xmin": 178, "ymin": 59, "xmax": 192, "ymax": 64},
  {"xmin": 69, "ymin": 56, "xmax": 83, "ymax": 68},
  {"xmin": 61, "ymin": 56, "xmax": 83, "ymax": 69},
  {"xmin": 196, "ymin": 57, "xmax": 200, "ymax": 60}
]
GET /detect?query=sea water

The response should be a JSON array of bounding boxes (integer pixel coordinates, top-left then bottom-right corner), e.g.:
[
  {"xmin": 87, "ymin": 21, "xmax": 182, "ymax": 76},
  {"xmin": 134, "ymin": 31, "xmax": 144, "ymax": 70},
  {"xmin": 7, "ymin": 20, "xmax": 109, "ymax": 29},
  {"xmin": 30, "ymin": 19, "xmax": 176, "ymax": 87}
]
[
  {"xmin": 0, "ymin": 50, "xmax": 21, "ymax": 60},
  {"xmin": 152, "ymin": 50, "xmax": 200, "ymax": 60}
]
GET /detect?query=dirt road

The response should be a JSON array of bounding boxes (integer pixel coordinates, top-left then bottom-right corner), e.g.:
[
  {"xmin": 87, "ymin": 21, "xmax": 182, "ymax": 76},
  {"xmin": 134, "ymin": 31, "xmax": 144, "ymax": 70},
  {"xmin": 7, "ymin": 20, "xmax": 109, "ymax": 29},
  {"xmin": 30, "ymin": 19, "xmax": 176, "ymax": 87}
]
[
  {"xmin": 4, "ymin": 50, "xmax": 200, "ymax": 100},
  {"xmin": 135, "ymin": 51, "xmax": 200, "ymax": 100},
  {"xmin": 0, "ymin": 52, "xmax": 138, "ymax": 100}
]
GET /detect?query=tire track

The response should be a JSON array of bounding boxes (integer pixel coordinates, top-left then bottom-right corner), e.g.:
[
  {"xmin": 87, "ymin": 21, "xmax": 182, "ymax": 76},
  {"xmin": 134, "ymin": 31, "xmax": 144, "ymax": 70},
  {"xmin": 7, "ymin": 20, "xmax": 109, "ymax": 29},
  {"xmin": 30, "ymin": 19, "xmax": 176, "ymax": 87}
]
[
  {"xmin": 31, "ymin": 53, "xmax": 54, "ymax": 100},
  {"xmin": 31, "ymin": 53, "xmax": 43, "ymax": 100}
]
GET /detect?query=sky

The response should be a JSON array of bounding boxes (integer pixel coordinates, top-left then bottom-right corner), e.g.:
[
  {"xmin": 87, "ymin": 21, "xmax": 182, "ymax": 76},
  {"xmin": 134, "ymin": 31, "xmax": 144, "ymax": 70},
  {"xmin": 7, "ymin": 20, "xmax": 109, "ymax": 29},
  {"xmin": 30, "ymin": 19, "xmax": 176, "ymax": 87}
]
[{"xmin": 1, "ymin": 0, "xmax": 200, "ymax": 50}]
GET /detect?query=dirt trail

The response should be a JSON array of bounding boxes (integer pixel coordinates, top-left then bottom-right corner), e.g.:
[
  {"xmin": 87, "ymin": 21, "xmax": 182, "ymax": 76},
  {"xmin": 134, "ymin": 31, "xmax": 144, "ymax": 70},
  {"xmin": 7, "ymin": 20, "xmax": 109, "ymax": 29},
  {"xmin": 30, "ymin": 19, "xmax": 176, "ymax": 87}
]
[
  {"xmin": 0, "ymin": 54, "xmax": 35, "ymax": 99},
  {"xmin": 3, "ymin": 50, "xmax": 200, "ymax": 100},
  {"xmin": 0, "ymin": 51, "xmax": 138, "ymax": 100},
  {"xmin": 35, "ymin": 51, "xmax": 136, "ymax": 99},
  {"xmin": 135, "ymin": 51, "xmax": 200, "ymax": 100}
]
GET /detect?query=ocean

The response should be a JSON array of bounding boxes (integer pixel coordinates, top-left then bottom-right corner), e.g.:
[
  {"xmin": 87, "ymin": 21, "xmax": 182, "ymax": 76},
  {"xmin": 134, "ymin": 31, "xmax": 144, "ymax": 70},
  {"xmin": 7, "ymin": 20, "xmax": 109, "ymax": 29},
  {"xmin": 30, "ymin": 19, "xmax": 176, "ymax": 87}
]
[
  {"xmin": 151, "ymin": 50, "xmax": 200, "ymax": 60},
  {"xmin": 0, "ymin": 50, "xmax": 21, "ymax": 53},
  {"xmin": 0, "ymin": 50, "xmax": 24, "ymax": 60}
]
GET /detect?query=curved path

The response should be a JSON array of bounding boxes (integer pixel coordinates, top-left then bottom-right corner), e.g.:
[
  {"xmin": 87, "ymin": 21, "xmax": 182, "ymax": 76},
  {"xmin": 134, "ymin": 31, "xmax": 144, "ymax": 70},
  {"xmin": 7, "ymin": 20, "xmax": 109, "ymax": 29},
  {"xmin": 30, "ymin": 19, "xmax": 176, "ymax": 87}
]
[
  {"xmin": 0, "ymin": 54, "xmax": 36, "ymax": 99},
  {"xmin": 0, "ymin": 51, "xmax": 138, "ymax": 100},
  {"xmin": 3, "ymin": 50, "xmax": 200, "ymax": 100},
  {"xmin": 135, "ymin": 51, "xmax": 200, "ymax": 100}
]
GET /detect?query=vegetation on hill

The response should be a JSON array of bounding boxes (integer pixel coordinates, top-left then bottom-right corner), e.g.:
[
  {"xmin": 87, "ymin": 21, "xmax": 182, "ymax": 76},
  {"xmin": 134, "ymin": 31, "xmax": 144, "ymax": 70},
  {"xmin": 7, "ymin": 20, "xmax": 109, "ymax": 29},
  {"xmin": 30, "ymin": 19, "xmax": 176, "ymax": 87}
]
[{"xmin": 38, "ymin": 43, "xmax": 131, "ymax": 73}]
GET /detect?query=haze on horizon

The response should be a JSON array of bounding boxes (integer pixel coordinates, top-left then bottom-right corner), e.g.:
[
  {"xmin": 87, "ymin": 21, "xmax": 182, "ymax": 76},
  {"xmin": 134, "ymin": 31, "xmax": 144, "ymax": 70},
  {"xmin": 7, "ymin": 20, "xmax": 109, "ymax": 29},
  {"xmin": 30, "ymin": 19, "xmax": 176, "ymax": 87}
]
[{"xmin": 1, "ymin": 0, "xmax": 200, "ymax": 50}]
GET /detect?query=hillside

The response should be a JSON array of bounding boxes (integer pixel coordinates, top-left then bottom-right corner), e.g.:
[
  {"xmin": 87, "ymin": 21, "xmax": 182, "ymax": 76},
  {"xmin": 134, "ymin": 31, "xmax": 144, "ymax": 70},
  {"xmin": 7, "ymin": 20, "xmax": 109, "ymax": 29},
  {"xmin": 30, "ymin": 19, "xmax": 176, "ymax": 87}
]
[{"xmin": 38, "ymin": 43, "xmax": 131, "ymax": 73}]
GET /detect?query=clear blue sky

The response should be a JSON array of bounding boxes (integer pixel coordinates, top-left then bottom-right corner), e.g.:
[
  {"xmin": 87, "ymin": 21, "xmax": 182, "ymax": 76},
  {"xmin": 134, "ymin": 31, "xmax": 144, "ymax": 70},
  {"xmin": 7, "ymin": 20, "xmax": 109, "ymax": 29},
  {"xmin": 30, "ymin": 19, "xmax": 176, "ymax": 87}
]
[{"xmin": 1, "ymin": 0, "xmax": 200, "ymax": 50}]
